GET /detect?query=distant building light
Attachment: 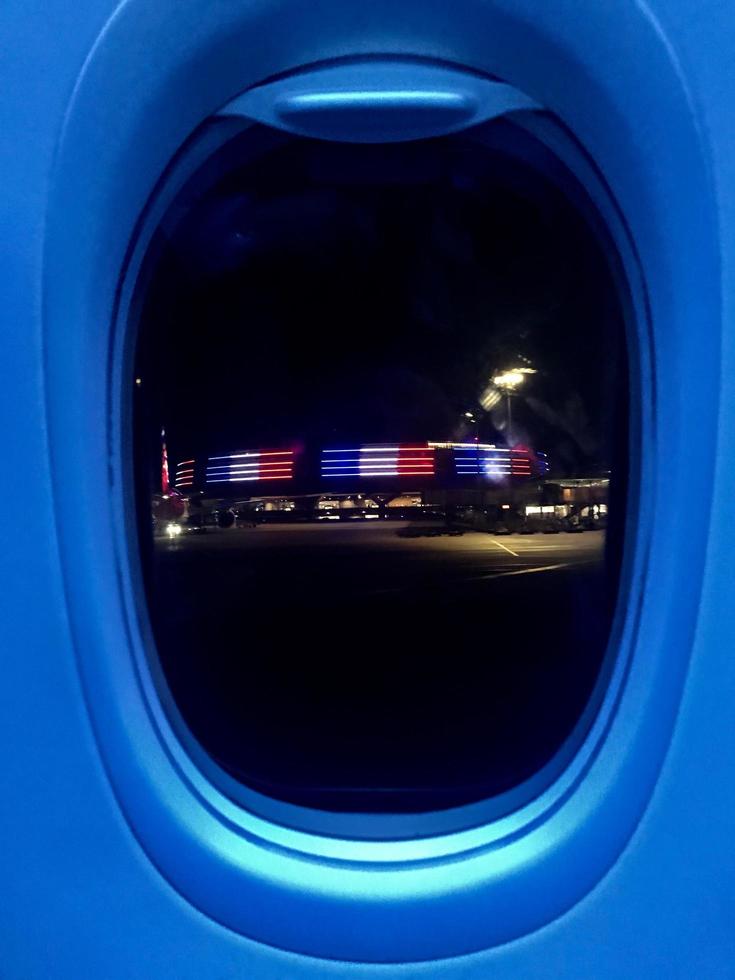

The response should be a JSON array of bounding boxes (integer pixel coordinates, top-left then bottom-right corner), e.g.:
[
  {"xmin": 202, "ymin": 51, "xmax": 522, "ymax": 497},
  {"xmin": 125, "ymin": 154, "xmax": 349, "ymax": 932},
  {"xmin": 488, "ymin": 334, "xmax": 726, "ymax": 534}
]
[
  {"xmin": 321, "ymin": 444, "xmax": 435, "ymax": 479},
  {"xmin": 206, "ymin": 449, "xmax": 294, "ymax": 484}
]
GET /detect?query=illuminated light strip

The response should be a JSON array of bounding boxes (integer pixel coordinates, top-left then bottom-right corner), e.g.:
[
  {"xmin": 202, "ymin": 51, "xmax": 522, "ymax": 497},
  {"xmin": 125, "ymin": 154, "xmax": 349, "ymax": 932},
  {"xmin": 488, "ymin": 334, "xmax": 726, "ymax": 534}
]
[
  {"xmin": 324, "ymin": 471, "xmax": 432, "ymax": 477},
  {"xmin": 207, "ymin": 475, "xmax": 293, "ymax": 483},
  {"xmin": 206, "ymin": 472, "xmax": 293, "ymax": 479},
  {"xmin": 323, "ymin": 466, "xmax": 434, "ymax": 476},
  {"xmin": 454, "ymin": 443, "xmax": 534, "ymax": 477},
  {"xmin": 206, "ymin": 463, "xmax": 293, "ymax": 472},
  {"xmin": 323, "ymin": 463, "xmax": 433, "ymax": 470},
  {"xmin": 205, "ymin": 448, "xmax": 294, "ymax": 484},
  {"xmin": 206, "ymin": 477, "xmax": 259, "ymax": 483},
  {"xmin": 208, "ymin": 450, "xmax": 293, "ymax": 461},
  {"xmin": 208, "ymin": 454, "xmax": 258, "ymax": 461},
  {"xmin": 204, "ymin": 470, "xmax": 292, "ymax": 475},
  {"xmin": 320, "ymin": 445, "xmax": 434, "ymax": 479},
  {"xmin": 321, "ymin": 470, "xmax": 435, "ymax": 476},
  {"xmin": 429, "ymin": 441, "xmax": 502, "ymax": 450},
  {"xmin": 207, "ymin": 459, "xmax": 284, "ymax": 470},
  {"xmin": 206, "ymin": 465, "xmax": 294, "ymax": 473},
  {"xmin": 321, "ymin": 447, "xmax": 434, "ymax": 455},
  {"xmin": 322, "ymin": 447, "xmax": 399, "ymax": 454},
  {"xmin": 177, "ymin": 460, "xmax": 195, "ymax": 467},
  {"xmin": 323, "ymin": 470, "xmax": 434, "ymax": 480},
  {"xmin": 206, "ymin": 473, "xmax": 293, "ymax": 479},
  {"xmin": 320, "ymin": 466, "xmax": 434, "ymax": 476},
  {"xmin": 322, "ymin": 464, "xmax": 434, "ymax": 470},
  {"xmin": 322, "ymin": 457, "xmax": 433, "ymax": 463}
]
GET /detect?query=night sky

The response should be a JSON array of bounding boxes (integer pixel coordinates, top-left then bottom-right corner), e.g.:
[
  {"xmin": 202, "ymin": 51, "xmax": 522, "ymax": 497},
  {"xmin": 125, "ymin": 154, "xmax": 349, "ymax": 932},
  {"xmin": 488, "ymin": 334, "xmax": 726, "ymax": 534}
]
[{"xmin": 135, "ymin": 121, "xmax": 627, "ymax": 480}]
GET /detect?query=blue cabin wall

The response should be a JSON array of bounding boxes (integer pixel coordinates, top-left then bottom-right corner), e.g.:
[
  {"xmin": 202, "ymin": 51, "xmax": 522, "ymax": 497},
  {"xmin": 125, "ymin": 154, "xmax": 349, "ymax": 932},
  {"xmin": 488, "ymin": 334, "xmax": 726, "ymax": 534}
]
[{"xmin": 1, "ymin": 0, "xmax": 734, "ymax": 975}]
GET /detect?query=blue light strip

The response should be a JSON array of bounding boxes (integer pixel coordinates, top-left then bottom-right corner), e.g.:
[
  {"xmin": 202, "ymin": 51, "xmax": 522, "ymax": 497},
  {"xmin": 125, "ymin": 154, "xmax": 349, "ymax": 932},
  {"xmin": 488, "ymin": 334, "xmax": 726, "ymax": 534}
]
[{"xmin": 452, "ymin": 446, "xmax": 533, "ymax": 477}]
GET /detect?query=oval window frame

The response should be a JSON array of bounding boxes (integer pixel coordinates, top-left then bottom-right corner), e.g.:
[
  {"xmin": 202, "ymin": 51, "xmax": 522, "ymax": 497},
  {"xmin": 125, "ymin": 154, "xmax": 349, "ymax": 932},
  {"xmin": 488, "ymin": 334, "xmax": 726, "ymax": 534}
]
[
  {"xmin": 41, "ymin": 0, "xmax": 720, "ymax": 962},
  {"xmin": 122, "ymin": 96, "xmax": 643, "ymax": 837}
]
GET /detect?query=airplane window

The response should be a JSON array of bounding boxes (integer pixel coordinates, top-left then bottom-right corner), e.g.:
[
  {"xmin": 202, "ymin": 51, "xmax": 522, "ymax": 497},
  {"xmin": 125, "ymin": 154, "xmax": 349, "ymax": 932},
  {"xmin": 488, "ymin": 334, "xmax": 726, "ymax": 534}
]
[{"xmin": 131, "ymin": 120, "xmax": 630, "ymax": 813}]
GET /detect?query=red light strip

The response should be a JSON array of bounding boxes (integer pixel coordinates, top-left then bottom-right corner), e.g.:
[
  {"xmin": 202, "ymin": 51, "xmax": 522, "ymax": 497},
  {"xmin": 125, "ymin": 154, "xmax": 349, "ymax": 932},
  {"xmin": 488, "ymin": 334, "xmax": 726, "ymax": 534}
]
[{"xmin": 397, "ymin": 445, "xmax": 435, "ymax": 477}]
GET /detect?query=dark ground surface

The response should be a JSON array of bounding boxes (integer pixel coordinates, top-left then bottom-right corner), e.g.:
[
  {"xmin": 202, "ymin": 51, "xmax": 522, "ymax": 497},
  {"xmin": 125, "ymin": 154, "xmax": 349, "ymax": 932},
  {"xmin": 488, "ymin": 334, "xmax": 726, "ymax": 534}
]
[{"xmin": 148, "ymin": 522, "xmax": 614, "ymax": 811}]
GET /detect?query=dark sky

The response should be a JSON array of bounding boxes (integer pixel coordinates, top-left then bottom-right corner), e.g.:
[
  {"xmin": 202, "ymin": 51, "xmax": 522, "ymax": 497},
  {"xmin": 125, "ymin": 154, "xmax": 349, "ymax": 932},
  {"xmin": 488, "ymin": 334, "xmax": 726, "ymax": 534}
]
[{"xmin": 135, "ymin": 123, "xmax": 626, "ymax": 477}]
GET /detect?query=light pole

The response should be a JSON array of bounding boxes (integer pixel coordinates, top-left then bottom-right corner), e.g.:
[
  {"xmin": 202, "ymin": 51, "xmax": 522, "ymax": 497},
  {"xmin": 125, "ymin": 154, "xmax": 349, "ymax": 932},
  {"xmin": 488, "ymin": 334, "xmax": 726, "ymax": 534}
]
[{"xmin": 491, "ymin": 368, "xmax": 535, "ymax": 446}]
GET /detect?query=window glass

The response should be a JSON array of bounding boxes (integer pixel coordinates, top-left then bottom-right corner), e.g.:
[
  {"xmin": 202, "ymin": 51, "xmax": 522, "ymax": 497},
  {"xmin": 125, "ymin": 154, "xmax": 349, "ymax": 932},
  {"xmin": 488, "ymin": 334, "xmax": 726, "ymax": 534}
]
[{"xmin": 133, "ymin": 121, "xmax": 629, "ymax": 812}]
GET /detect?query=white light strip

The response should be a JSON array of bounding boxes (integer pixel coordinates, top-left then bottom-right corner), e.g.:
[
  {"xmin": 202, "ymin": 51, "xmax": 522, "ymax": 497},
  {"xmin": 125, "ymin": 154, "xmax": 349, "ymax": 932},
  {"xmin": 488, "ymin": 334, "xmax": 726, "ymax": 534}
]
[
  {"xmin": 207, "ymin": 467, "xmax": 292, "ymax": 483},
  {"xmin": 431, "ymin": 442, "xmax": 500, "ymax": 450},
  {"xmin": 206, "ymin": 464, "xmax": 292, "ymax": 470},
  {"xmin": 322, "ymin": 447, "xmax": 400, "ymax": 454},
  {"xmin": 208, "ymin": 451, "xmax": 293, "ymax": 461},
  {"xmin": 206, "ymin": 476, "xmax": 293, "ymax": 483},
  {"xmin": 321, "ymin": 463, "xmax": 433, "ymax": 470}
]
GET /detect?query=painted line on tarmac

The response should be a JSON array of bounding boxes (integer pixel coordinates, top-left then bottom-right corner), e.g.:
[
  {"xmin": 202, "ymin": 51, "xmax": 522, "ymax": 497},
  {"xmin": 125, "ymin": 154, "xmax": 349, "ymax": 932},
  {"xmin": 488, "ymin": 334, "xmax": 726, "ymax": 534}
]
[
  {"xmin": 363, "ymin": 565, "xmax": 526, "ymax": 595},
  {"xmin": 470, "ymin": 562, "xmax": 571, "ymax": 581},
  {"xmin": 491, "ymin": 539, "xmax": 521, "ymax": 558}
]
